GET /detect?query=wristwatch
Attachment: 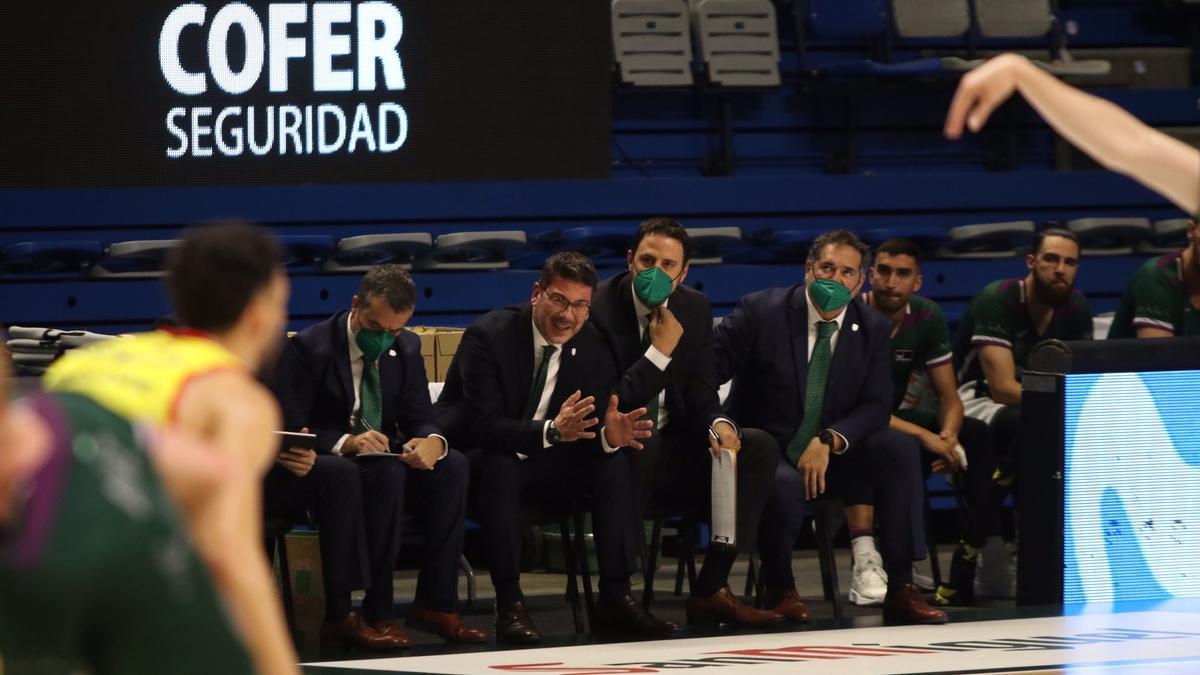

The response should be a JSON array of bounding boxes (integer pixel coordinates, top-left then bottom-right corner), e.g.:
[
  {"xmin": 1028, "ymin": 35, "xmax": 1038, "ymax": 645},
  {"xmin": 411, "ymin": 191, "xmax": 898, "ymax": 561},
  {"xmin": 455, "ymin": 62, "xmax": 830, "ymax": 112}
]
[
  {"xmin": 818, "ymin": 429, "xmax": 837, "ymax": 452},
  {"xmin": 546, "ymin": 420, "xmax": 562, "ymax": 444}
]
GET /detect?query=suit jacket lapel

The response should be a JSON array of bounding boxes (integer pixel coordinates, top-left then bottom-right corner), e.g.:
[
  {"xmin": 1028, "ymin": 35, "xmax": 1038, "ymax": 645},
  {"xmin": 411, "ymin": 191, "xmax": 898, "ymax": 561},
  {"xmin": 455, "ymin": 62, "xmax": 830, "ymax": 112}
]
[
  {"xmin": 613, "ymin": 273, "xmax": 643, "ymax": 361},
  {"xmin": 331, "ymin": 310, "xmax": 355, "ymax": 406},
  {"xmin": 826, "ymin": 303, "xmax": 861, "ymax": 402},
  {"xmin": 516, "ymin": 304, "xmax": 535, "ymax": 415},
  {"xmin": 787, "ymin": 286, "xmax": 809, "ymax": 406}
]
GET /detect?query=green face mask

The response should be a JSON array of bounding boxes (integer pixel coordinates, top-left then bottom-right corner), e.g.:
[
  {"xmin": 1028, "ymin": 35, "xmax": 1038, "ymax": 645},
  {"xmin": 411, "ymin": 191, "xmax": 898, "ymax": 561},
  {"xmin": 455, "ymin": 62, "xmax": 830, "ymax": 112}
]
[
  {"xmin": 809, "ymin": 278, "xmax": 853, "ymax": 313},
  {"xmin": 355, "ymin": 328, "xmax": 394, "ymax": 362},
  {"xmin": 633, "ymin": 266, "xmax": 676, "ymax": 308}
]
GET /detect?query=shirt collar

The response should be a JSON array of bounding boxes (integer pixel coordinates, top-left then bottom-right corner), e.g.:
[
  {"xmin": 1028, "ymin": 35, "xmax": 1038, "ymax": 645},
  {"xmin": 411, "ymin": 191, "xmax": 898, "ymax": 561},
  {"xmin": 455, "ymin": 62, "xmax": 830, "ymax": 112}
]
[
  {"xmin": 806, "ymin": 284, "xmax": 850, "ymax": 332},
  {"xmin": 532, "ymin": 316, "xmax": 551, "ymax": 352},
  {"xmin": 346, "ymin": 313, "xmax": 364, "ymax": 362}
]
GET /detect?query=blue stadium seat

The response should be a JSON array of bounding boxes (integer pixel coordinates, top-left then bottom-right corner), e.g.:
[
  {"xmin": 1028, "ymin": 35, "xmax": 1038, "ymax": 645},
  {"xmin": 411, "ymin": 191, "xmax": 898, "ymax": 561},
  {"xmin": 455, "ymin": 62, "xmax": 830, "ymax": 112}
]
[
  {"xmin": 802, "ymin": 0, "xmax": 945, "ymax": 77},
  {"xmin": 551, "ymin": 226, "xmax": 631, "ymax": 268},
  {"xmin": 90, "ymin": 240, "xmax": 181, "ymax": 278},
  {"xmin": 0, "ymin": 240, "xmax": 102, "ymax": 278},
  {"xmin": 1138, "ymin": 218, "xmax": 1190, "ymax": 254},
  {"xmin": 728, "ymin": 227, "xmax": 825, "ymax": 264},
  {"xmin": 416, "ymin": 231, "xmax": 528, "ymax": 271},
  {"xmin": 686, "ymin": 226, "xmax": 745, "ymax": 265},
  {"xmin": 277, "ymin": 235, "xmax": 335, "ymax": 271},
  {"xmin": 861, "ymin": 225, "xmax": 949, "ymax": 253},
  {"xmin": 322, "ymin": 233, "xmax": 433, "ymax": 272},
  {"xmin": 938, "ymin": 221, "xmax": 1035, "ymax": 258},
  {"xmin": 1068, "ymin": 217, "xmax": 1152, "ymax": 256}
]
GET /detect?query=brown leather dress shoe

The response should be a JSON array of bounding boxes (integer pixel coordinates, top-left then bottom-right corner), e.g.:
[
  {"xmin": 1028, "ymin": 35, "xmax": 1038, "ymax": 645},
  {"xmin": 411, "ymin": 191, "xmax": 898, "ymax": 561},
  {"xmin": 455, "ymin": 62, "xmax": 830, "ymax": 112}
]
[
  {"xmin": 686, "ymin": 586, "xmax": 785, "ymax": 628},
  {"xmin": 321, "ymin": 611, "xmax": 411, "ymax": 650},
  {"xmin": 495, "ymin": 600, "xmax": 541, "ymax": 644},
  {"xmin": 762, "ymin": 587, "xmax": 810, "ymax": 623},
  {"xmin": 882, "ymin": 583, "xmax": 949, "ymax": 625},
  {"xmin": 593, "ymin": 594, "xmax": 682, "ymax": 637},
  {"xmin": 406, "ymin": 606, "xmax": 488, "ymax": 643}
]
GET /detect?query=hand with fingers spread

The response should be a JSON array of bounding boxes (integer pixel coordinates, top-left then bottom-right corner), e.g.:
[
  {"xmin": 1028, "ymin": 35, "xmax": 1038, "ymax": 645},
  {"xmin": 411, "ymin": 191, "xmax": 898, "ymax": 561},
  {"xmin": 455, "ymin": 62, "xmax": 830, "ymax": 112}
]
[
  {"xmin": 277, "ymin": 426, "xmax": 317, "ymax": 477},
  {"xmin": 602, "ymin": 394, "xmax": 654, "ymax": 450},
  {"xmin": 648, "ymin": 306, "xmax": 684, "ymax": 357},
  {"xmin": 399, "ymin": 435, "xmax": 445, "ymax": 470},
  {"xmin": 553, "ymin": 390, "xmax": 599, "ymax": 442},
  {"xmin": 944, "ymin": 53, "xmax": 1028, "ymax": 140},
  {"xmin": 796, "ymin": 436, "xmax": 830, "ymax": 501}
]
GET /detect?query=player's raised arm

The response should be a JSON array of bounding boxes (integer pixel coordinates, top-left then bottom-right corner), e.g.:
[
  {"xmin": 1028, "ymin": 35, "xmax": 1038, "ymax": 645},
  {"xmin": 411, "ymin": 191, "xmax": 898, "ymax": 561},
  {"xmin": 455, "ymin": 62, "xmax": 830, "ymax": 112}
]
[{"xmin": 946, "ymin": 53, "xmax": 1200, "ymax": 215}]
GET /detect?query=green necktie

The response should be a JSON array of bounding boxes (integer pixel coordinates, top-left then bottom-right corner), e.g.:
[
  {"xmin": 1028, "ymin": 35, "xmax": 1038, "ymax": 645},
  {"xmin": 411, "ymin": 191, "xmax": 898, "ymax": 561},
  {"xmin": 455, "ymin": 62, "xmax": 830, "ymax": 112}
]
[
  {"xmin": 523, "ymin": 345, "xmax": 557, "ymax": 420},
  {"xmin": 786, "ymin": 320, "xmax": 838, "ymax": 464},
  {"xmin": 640, "ymin": 317, "xmax": 659, "ymax": 428},
  {"xmin": 356, "ymin": 356, "xmax": 382, "ymax": 433}
]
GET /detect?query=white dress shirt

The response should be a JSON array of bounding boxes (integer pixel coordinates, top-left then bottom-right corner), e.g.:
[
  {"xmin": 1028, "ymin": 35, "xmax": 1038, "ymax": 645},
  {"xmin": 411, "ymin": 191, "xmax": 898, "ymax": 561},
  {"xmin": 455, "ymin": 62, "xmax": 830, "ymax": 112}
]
[
  {"xmin": 804, "ymin": 287, "xmax": 851, "ymax": 453},
  {"xmin": 631, "ymin": 285, "xmax": 735, "ymax": 437},
  {"xmin": 520, "ymin": 318, "xmax": 617, "ymax": 459},
  {"xmin": 333, "ymin": 315, "xmax": 448, "ymax": 458}
]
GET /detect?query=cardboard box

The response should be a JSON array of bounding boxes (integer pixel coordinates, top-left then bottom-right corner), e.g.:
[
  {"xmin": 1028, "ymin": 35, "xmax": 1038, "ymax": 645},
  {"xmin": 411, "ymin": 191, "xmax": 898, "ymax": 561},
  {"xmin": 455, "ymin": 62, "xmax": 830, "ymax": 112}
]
[
  {"xmin": 435, "ymin": 330, "xmax": 464, "ymax": 382},
  {"xmin": 283, "ymin": 531, "xmax": 325, "ymax": 650},
  {"xmin": 409, "ymin": 327, "xmax": 464, "ymax": 382}
]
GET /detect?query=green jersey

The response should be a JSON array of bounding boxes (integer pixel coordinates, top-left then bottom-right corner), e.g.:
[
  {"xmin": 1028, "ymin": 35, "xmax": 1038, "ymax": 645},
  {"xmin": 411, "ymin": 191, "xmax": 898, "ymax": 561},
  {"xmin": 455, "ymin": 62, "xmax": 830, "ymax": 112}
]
[
  {"xmin": 954, "ymin": 278, "xmax": 1093, "ymax": 389},
  {"xmin": 0, "ymin": 393, "xmax": 253, "ymax": 675},
  {"xmin": 885, "ymin": 295, "xmax": 954, "ymax": 408},
  {"xmin": 1108, "ymin": 251, "xmax": 1200, "ymax": 338}
]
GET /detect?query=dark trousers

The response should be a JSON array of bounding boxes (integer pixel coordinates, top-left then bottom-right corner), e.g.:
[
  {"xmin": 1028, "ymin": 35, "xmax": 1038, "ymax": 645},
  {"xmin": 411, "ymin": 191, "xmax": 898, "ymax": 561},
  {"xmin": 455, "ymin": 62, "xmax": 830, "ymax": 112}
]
[
  {"xmin": 934, "ymin": 416, "xmax": 1003, "ymax": 548},
  {"xmin": 758, "ymin": 428, "xmax": 924, "ymax": 590},
  {"xmin": 263, "ymin": 448, "xmax": 469, "ymax": 620},
  {"xmin": 628, "ymin": 427, "xmax": 777, "ymax": 555},
  {"xmin": 472, "ymin": 449, "xmax": 635, "ymax": 606}
]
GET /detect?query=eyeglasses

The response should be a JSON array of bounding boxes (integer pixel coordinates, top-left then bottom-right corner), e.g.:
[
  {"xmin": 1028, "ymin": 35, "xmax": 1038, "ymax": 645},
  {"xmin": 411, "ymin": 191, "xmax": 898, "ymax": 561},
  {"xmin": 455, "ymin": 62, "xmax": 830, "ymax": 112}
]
[{"xmin": 543, "ymin": 291, "xmax": 591, "ymax": 316}]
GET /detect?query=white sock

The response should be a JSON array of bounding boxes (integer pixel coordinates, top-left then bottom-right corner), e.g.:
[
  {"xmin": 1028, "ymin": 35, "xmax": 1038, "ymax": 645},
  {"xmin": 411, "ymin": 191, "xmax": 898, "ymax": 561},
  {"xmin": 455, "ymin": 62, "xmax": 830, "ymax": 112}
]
[{"xmin": 851, "ymin": 534, "xmax": 879, "ymax": 563}]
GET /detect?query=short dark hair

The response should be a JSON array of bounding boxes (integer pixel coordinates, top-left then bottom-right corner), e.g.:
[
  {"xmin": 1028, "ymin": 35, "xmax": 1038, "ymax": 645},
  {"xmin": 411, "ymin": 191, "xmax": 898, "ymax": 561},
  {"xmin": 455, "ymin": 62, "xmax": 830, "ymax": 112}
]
[
  {"xmin": 166, "ymin": 221, "xmax": 281, "ymax": 333},
  {"xmin": 875, "ymin": 238, "xmax": 924, "ymax": 268},
  {"xmin": 538, "ymin": 251, "xmax": 598, "ymax": 290},
  {"xmin": 1032, "ymin": 227, "xmax": 1080, "ymax": 255},
  {"xmin": 807, "ymin": 229, "xmax": 871, "ymax": 276},
  {"xmin": 355, "ymin": 264, "xmax": 417, "ymax": 313},
  {"xmin": 631, "ymin": 217, "xmax": 691, "ymax": 264}
]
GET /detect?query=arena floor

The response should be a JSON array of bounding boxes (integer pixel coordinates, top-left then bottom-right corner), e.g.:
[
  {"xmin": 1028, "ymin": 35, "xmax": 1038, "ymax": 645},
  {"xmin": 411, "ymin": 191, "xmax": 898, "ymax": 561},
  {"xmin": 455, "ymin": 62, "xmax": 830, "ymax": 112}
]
[{"xmin": 301, "ymin": 604, "xmax": 1200, "ymax": 674}]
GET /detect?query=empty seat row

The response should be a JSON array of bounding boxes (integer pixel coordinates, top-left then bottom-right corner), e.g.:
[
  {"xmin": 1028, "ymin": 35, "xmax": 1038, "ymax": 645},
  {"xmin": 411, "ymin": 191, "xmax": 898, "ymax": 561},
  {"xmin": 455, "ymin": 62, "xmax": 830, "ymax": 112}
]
[
  {"xmin": 612, "ymin": 0, "xmax": 781, "ymax": 87},
  {"xmin": 0, "ymin": 218, "xmax": 1185, "ymax": 279},
  {"xmin": 802, "ymin": 0, "xmax": 1109, "ymax": 78}
]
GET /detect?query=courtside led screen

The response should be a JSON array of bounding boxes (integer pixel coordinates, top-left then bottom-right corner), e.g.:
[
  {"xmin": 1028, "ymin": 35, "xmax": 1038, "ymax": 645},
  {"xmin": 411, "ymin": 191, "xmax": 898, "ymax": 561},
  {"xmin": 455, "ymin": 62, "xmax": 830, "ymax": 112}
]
[
  {"xmin": 0, "ymin": 2, "xmax": 611, "ymax": 188},
  {"xmin": 1063, "ymin": 370, "xmax": 1200, "ymax": 604}
]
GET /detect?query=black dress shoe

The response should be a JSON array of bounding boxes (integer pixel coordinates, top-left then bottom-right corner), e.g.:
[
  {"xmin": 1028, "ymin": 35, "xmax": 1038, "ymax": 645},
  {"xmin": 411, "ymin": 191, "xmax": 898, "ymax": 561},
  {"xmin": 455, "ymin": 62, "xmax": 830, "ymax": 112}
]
[
  {"xmin": 594, "ymin": 594, "xmax": 682, "ymax": 637},
  {"xmin": 495, "ymin": 600, "xmax": 541, "ymax": 644}
]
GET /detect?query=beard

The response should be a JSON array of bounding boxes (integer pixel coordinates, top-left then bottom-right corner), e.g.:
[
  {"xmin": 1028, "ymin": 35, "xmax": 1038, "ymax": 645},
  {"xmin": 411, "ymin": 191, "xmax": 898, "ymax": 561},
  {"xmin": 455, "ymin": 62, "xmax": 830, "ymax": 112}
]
[
  {"xmin": 872, "ymin": 291, "xmax": 906, "ymax": 313},
  {"xmin": 1032, "ymin": 273, "xmax": 1073, "ymax": 308}
]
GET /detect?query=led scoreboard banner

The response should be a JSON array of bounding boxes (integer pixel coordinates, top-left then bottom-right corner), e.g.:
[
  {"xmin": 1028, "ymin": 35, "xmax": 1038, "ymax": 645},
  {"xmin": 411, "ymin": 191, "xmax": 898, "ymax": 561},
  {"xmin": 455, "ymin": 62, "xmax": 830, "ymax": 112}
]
[
  {"xmin": 1019, "ymin": 337, "xmax": 1200, "ymax": 607},
  {"xmin": 0, "ymin": 2, "xmax": 611, "ymax": 187}
]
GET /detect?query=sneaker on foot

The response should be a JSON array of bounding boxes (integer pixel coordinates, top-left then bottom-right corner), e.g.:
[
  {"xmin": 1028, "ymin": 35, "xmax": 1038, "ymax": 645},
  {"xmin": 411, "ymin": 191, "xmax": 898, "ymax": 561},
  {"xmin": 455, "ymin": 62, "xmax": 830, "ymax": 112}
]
[
  {"xmin": 849, "ymin": 551, "xmax": 888, "ymax": 606},
  {"xmin": 911, "ymin": 565, "xmax": 935, "ymax": 592},
  {"xmin": 934, "ymin": 542, "xmax": 978, "ymax": 607}
]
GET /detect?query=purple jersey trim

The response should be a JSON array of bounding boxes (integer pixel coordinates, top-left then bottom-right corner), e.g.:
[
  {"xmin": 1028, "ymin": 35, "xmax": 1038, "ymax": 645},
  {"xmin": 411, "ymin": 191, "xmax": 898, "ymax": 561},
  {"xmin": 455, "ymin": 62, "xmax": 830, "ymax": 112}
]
[{"xmin": 13, "ymin": 395, "xmax": 71, "ymax": 569}]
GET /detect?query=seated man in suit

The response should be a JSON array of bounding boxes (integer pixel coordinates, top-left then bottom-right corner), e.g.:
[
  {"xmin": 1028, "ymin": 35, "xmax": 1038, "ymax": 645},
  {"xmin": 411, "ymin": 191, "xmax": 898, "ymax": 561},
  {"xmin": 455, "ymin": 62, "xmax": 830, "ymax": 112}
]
[
  {"xmin": 589, "ymin": 217, "xmax": 786, "ymax": 627},
  {"xmin": 714, "ymin": 229, "xmax": 947, "ymax": 625},
  {"xmin": 273, "ymin": 264, "xmax": 483, "ymax": 648},
  {"xmin": 436, "ymin": 252, "xmax": 672, "ymax": 643},
  {"xmin": 859, "ymin": 238, "xmax": 1003, "ymax": 607}
]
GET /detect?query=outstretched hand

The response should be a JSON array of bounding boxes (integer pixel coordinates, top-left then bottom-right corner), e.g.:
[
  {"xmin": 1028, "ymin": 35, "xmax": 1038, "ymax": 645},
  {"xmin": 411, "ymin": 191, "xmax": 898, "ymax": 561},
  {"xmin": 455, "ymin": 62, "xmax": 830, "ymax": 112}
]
[
  {"xmin": 945, "ymin": 53, "xmax": 1028, "ymax": 140},
  {"xmin": 602, "ymin": 394, "xmax": 654, "ymax": 450}
]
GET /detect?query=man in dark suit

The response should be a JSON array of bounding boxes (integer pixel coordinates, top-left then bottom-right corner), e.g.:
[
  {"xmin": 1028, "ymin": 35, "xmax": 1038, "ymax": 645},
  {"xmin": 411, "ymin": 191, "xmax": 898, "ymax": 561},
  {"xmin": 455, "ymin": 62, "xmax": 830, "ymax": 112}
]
[
  {"xmin": 436, "ymin": 252, "xmax": 675, "ymax": 643},
  {"xmin": 270, "ymin": 265, "xmax": 484, "ymax": 648},
  {"xmin": 713, "ymin": 229, "xmax": 947, "ymax": 625},
  {"xmin": 589, "ymin": 217, "xmax": 787, "ymax": 627}
]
